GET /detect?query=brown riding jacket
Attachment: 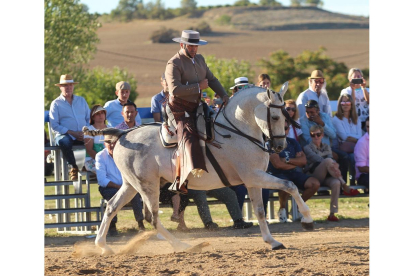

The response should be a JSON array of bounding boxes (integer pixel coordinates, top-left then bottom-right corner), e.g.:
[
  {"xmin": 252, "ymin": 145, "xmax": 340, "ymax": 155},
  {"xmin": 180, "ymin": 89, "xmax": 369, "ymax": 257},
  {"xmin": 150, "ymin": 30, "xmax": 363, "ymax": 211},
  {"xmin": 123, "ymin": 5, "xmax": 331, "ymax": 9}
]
[{"xmin": 165, "ymin": 49, "xmax": 227, "ymax": 103}]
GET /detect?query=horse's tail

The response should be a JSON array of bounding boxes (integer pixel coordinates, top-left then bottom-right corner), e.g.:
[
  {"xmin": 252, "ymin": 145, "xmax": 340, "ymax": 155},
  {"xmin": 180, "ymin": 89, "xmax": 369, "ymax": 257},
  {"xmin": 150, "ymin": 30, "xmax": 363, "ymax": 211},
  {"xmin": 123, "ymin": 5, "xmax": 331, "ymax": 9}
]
[{"xmin": 82, "ymin": 126, "xmax": 132, "ymax": 144}]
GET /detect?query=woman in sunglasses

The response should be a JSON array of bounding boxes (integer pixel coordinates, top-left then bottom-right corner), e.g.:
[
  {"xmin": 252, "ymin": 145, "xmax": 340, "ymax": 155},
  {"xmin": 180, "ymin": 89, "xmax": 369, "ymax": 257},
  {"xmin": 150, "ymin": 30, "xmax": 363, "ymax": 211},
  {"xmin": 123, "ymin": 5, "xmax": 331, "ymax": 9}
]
[
  {"xmin": 332, "ymin": 94, "xmax": 362, "ymax": 185},
  {"xmin": 285, "ymin": 99, "xmax": 303, "ymax": 143},
  {"xmin": 303, "ymin": 125, "xmax": 359, "ymax": 221}
]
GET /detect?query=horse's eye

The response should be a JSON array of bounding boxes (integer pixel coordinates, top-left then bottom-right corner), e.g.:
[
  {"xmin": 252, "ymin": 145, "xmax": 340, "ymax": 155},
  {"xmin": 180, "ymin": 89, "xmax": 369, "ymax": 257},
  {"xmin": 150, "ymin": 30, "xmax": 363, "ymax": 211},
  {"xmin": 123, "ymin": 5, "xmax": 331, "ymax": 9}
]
[{"xmin": 272, "ymin": 116, "xmax": 279, "ymax": 121}]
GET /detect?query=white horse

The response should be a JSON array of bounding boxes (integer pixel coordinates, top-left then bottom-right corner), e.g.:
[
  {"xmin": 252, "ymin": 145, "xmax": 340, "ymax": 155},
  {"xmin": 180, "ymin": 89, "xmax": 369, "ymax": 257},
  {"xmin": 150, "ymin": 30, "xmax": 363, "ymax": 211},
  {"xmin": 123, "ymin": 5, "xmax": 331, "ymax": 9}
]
[{"xmin": 83, "ymin": 84, "xmax": 314, "ymax": 255}]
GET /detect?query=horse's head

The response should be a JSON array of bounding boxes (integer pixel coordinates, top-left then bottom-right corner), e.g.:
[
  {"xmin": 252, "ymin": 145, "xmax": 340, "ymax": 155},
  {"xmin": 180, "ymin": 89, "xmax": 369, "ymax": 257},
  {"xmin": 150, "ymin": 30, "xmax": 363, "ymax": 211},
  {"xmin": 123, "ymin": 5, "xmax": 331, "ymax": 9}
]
[{"xmin": 254, "ymin": 82, "xmax": 289, "ymax": 153}]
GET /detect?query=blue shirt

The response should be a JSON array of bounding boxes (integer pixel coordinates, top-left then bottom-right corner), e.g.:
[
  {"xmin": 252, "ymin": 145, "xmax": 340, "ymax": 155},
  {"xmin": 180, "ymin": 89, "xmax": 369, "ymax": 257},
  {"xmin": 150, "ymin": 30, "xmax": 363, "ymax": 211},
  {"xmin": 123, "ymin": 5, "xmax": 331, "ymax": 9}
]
[
  {"xmin": 268, "ymin": 137, "xmax": 303, "ymax": 174},
  {"xmin": 95, "ymin": 148, "xmax": 122, "ymax": 188},
  {"xmin": 49, "ymin": 94, "xmax": 90, "ymax": 139},
  {"xmin": 104, "ymin": 99, "xmax": 142, "ymax": 127},
  {"xmin": 300, "ymin": 111, "xmax": 336, "ymax": 146},
  {"xmin": 296, "ymin": 88, "xmax": 332, "ymax": 118},
  {"xmin": 150, "ymin": 90, "xmax": 166, "ymax": 122}
]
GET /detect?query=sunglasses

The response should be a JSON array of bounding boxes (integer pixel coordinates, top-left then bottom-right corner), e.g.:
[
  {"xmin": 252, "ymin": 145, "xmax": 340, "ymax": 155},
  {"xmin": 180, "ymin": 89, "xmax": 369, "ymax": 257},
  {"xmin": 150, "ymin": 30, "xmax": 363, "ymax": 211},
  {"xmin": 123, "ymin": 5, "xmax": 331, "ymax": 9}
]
[
  {"xmin": 310, "ymin": 132, "xmax": 322, "ymax": 138},
  {"xmin": 340, "ymin": 101, "xmax": 351, "ymax": 106},
  {"xmin": 313, "ymin": 79, "xmax": 324, "ymax": 84},
  {"xmin": 285, "ymin": 107, "xmax": 296, "ymax": 112}
]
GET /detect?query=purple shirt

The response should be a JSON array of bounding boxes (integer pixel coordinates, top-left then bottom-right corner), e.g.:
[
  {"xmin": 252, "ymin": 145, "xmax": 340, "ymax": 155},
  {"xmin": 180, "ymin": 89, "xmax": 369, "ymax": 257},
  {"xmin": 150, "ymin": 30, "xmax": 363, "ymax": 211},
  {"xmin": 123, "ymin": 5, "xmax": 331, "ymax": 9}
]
[
  {"xmin": 115, "ymin": 121, "xmax": 137, "ymax": 130},
  {"xmin": 354, "ymin": 132, "xmax": 369, "ymax": 179}
]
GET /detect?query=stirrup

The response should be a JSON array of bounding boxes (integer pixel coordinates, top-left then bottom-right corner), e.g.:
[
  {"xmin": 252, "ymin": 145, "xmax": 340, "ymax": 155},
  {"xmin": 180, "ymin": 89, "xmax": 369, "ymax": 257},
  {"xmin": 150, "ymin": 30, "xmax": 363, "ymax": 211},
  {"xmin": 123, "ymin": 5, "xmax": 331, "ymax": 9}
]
[{"xmin": 168, "ymin": 178, "xmax": 188, "ymax": 195}]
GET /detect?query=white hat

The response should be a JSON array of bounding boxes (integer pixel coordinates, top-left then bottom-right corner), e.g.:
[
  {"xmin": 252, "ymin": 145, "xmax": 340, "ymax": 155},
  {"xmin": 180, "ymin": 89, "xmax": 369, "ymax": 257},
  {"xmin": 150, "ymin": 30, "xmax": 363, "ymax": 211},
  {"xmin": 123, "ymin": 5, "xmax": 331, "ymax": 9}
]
[
  {"xmin": 172, "ymin": 30, "xmax": 208, "ymax": 45},
  {"xmin": 230, "ymin": 77, "xmax": 249, "ymax": 90}
]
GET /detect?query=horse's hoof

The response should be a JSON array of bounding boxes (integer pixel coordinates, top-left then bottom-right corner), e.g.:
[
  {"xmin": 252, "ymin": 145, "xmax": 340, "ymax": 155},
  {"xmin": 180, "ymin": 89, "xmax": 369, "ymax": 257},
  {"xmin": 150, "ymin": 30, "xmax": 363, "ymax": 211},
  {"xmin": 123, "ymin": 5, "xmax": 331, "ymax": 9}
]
[
  {"xmin": 101, "ymin": 247, "xmax": 115, "ymax": 256},
  {"xmin": 301, "ymin": 222, "xmax": 314, "ymax": 231},
  {"xmin": 272, "ymin": 244, "xmax": 286, "ymax": 250}
]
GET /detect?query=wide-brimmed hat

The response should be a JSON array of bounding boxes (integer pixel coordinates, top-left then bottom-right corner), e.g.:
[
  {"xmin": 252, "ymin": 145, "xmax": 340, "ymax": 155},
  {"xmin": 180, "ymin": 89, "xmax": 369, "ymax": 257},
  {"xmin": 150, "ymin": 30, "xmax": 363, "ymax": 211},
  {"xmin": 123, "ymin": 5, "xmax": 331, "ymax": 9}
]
[
  {"xmin": 230, "ymin": 77, "xmax": 249, "ymax": 90},
  {"xmin": 172, "ymin": 30, "xmax": 208, "ymax": 46},
  {"xmin": 116, "ymin": 81, "xmax": 131, "ymax": 91},
  {"xmin": 55, "ymin": 74, "xmax": 79, "ymax": 86},
  {"xmin": 91, "ymin": 106, "xmax": 107, "ymax": 117},
  {"xmin": 308, "ymin": 70, "xmax": 324, "ymax": 79}
]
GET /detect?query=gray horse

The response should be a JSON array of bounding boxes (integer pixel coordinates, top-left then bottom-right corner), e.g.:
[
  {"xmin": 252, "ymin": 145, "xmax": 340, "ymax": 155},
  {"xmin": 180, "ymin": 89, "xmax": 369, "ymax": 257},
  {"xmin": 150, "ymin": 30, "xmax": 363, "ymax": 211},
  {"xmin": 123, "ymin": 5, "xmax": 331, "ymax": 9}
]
[{"xmin": 84, "ymin": 84, "xmax": 314, "ymax": 255}]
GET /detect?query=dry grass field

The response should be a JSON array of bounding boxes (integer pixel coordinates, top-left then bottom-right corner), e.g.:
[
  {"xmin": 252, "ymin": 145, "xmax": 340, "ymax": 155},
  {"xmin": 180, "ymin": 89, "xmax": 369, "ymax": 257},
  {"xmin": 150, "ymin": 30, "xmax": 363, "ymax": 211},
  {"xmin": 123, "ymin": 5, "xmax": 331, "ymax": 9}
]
[{"xmin": 88, "ymin": 8, "xmax": 369, "ymax": 107}]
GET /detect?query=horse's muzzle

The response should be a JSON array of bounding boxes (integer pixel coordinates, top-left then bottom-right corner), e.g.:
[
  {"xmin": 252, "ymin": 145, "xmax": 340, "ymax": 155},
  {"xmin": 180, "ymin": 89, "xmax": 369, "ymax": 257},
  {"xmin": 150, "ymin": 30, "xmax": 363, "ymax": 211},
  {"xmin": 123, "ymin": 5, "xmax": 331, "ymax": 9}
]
[{"xmin": 272, "ymin": 138, "xmax": 287, "ymax": 153}]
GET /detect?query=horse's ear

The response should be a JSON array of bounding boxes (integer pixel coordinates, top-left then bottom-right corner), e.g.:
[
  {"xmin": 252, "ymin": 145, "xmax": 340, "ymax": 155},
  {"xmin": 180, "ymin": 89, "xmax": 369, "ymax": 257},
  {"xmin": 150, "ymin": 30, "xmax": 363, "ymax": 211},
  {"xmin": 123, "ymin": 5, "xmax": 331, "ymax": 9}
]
[{"xmin": 279, "ymin": 81, "xmax": 289, "ymax": 98}]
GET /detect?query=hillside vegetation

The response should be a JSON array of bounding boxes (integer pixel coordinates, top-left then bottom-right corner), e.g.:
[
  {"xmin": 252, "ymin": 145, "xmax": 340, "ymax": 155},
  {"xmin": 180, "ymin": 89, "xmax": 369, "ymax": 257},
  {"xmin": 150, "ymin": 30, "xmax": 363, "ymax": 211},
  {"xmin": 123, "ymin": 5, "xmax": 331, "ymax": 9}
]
[{"xmin": 201, "ymin": 6, "xmax": 369, "ymax": 31}]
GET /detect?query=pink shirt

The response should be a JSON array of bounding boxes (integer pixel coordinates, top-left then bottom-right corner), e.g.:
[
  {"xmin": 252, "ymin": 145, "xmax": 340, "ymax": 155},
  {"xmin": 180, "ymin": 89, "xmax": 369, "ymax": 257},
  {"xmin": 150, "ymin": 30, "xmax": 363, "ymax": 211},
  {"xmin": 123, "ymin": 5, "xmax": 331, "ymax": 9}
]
[{"xmin": 354, "ymin": 132, "xmax": 369, "ymax": 179}]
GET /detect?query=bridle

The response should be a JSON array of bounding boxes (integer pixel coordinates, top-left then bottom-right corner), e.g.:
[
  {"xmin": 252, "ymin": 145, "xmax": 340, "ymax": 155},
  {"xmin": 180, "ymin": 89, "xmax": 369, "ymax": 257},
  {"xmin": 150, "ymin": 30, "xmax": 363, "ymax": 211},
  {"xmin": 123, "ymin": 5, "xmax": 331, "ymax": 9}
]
[{"xmin": 214, "ymin": 88, "xmax": 291, "ymax": 153}]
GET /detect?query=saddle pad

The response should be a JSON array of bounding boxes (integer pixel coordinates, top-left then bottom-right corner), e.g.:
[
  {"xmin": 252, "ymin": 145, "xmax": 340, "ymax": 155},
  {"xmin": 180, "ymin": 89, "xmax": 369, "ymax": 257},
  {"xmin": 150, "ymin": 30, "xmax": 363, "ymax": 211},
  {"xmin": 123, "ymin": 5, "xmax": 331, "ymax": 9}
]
[{"xmin": 159, "ymin": 122, "xmax": 178, "ymax": 148}]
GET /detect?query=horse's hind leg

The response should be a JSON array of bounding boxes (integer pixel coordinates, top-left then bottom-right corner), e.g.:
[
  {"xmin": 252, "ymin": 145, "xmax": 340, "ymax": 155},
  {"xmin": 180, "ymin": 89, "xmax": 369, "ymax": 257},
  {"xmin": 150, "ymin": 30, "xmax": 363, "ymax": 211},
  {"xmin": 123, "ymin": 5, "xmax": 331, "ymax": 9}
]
[
  {"xmin": 139, "ymin": 185, "xmax": 192, "ymax": 252},
  {"xmin": 95, "ymin": 183, "xmax": 138, "ymax": 255},
  {"xmin": 246, "ymin": 187, "xmax": 286, "ymax": 250}
]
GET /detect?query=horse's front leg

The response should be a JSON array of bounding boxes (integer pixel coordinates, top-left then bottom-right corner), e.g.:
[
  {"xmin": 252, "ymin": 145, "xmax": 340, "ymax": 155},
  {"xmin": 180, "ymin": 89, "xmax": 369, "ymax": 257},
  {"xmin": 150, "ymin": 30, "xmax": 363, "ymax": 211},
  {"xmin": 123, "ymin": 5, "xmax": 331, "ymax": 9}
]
[
  {"xmin": 95, "ymin": 183, "xmax": 137, "ymax": 255},
  {"xmin": 246, "ymin": 186, "xmax": 286, "ymax": 250},
  {"xmin": 245, "ymin": 170, "xmax": 313, "ymax": 230}
]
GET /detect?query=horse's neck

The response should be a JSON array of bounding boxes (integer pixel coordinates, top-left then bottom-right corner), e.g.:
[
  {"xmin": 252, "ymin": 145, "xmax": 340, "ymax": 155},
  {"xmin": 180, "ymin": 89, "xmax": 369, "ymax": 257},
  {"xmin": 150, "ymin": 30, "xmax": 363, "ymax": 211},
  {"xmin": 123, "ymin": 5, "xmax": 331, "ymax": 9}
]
[{"xmin": 217, "ymin": 89, "xmax": 265, "ymax": 142}]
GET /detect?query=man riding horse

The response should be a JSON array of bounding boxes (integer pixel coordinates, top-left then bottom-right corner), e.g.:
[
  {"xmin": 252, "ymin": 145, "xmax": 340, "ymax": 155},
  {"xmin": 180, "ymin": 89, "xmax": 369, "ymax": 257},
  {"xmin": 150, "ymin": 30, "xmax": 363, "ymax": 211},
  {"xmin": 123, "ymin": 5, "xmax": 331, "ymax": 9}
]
[{"xmin": 165, "ymin": 30, "xmax": 230, "ymax": 194}]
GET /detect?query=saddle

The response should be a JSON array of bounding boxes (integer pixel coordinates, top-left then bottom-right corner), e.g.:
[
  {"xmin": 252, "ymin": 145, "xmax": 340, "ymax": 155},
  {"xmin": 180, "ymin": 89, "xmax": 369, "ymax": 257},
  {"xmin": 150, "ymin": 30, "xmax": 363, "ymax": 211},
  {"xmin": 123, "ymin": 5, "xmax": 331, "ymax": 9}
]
[{"xmin": 159, "ymin": 101, "xmax": 216, "ymax": 148}]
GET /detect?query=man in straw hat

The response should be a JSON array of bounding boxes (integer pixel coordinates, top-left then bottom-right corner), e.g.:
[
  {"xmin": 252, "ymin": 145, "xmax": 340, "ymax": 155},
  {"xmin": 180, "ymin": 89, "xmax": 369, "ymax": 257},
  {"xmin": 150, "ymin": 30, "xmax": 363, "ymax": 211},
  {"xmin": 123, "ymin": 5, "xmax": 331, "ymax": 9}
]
[
  {"xmin": 296, "ymin": 69, "xmax": 332, "ymax": 118},
  {"xmin": 165, "ymin": 30, "xmax": 230, "ymax": 194},
  {"xmin": 49, "ymin": 74, "xmax": 90, "ymax": 180}
]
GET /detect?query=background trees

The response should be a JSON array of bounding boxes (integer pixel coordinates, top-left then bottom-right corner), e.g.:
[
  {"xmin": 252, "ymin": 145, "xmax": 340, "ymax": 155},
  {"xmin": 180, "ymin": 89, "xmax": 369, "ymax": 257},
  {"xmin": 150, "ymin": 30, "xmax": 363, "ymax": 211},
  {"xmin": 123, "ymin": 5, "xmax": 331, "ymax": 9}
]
[
  {"xmin": 44, "ymin": 0, "xmax": 138, "ymax": 110},
  {"xmin": 44, "ymin": 0, "xmax": 100, "ymax": 109}
]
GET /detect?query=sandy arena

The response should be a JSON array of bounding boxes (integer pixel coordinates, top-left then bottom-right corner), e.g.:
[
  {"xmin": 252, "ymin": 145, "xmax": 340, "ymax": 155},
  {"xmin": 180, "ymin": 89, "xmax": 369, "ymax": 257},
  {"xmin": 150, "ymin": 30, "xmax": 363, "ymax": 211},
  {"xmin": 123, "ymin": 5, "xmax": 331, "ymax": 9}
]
[{"xmin": 45, "ymin": 218, "xmax": 369, "ymax": 275}]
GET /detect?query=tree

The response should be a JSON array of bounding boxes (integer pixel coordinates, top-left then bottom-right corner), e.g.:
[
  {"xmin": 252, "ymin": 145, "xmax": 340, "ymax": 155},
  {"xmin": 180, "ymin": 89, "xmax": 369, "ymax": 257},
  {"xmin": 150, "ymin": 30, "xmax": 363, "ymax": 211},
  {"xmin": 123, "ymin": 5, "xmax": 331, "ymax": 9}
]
[
  {"xmin": 259, "ymin": 0, "xmax": 281, "ymax": 6},
  {"xmin": 181, "ymin": 0, "xmax": 197, "ymax": 14},
  {"xmin": 44, "ymin": 0, "xmax": 100, "ymax": 109},
  {"xmin": 258, "ymin": 47, "xmax": 354, "ymax": 100},
  {"xmin": 204, "ymin": 55, "xmax": 254, "ymax": 98},
  {"xmin": 75, "ymin": 67, "xmax": 138, "ymax": 107},
  {"xmin": 290, "ymin": 0, "xmax": 304, "ymax": 7},
  {"xmin": 305, "ymin": 0, "xmax": 323, "ymax": 7},
  {"xmin": 234, "ymin": 0, "xmax": 251, "ymax": 6}
]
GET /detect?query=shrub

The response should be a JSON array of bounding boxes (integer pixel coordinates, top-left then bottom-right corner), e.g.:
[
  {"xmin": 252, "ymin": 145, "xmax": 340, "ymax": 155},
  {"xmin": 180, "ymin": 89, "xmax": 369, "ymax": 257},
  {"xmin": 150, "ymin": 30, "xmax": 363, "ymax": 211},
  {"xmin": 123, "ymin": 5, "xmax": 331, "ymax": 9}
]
[
  {"xmin": 188, "ymin": 21, "xmax": 212, "ymax": 34},
  {"xmin": 75, "ymin": 67, "xmax": 138, "ymax": 108},
  {"xmin": 150, "ymin": 27, "xmax": 180, "ymax": 43},
  {"xmin": 215, "ymin": 15, "xmax": 232, "ymax": 25}
]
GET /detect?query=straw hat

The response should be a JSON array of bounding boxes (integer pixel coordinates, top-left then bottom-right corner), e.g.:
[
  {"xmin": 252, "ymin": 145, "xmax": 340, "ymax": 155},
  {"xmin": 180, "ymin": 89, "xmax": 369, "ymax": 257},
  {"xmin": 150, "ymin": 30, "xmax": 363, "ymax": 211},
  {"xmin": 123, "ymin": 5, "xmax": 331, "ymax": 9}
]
[
  {"xmin": 55, "ymin": 74, "xmax": 79, "ymax": 86},
  {"xmin": 172, "ymin": 30, "xmax": 208, "ymax": 45},
  {"xmin": 308, "ymin": 70, "xmax": 324, "ymax": 79},
  {"xmin": 91, "ymin": 106, "xmax": 107, "ymax": 117},
  {"xmin": 230, "ymin": 77, "xmax": 249, "ymax": 90}
]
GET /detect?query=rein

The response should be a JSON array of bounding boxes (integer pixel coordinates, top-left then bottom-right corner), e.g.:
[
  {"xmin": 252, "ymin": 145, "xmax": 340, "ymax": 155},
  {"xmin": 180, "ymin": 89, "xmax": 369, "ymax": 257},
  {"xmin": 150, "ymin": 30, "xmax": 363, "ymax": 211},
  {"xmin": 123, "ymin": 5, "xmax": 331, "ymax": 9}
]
[{"xmin": 214, "ymin": 89, "xmax": 289, "ymax": 153}]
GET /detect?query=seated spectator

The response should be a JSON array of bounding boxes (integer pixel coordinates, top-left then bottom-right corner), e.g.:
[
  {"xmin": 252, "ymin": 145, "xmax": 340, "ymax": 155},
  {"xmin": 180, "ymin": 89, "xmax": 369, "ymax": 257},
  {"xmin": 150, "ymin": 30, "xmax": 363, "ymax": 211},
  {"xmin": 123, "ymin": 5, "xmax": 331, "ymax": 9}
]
[
  {"xmin": 266, "ymin": 120, "xmax": 320, "ymax": 223},
  {"xmin": 187, "ymin": 187, "xmax": 253, "ymax": 230},
  {"xmin": 84, "ymin": 105, "xmax": 107, "ymax": 174},
  {"xmin": 96, "ymin": 138, "xmax": 145, "ymax": 236},
  {"xmin": 49, "ymin": 74, "xmax": 90, "ymax": 180},
  {"xmin": 230, "ymin": 77, "xmax": 253, "ymax": 97},
  {"xmin": 104, "ymin": 81, "xmax": 142, "ymax": 127},
  {"xmin": 285, "ymin": 99, "xmax": 303, "ymax": 143},
  {"xmin": 332, "ymin": 94, "xmax": 362, "ymax": 185},
  {"xmin": 300, "ymin": 100, "xmax": 349, "ymax": 184},
  {"xmin": 340, "ymin": 68, "xmax": 369, "ymax": 130},
  {"xmin": 296, "ymin": 70, "xmax": 332, "ymax": 118},
  {"xmin": 303, "ymin": 125, "xmax": 359, "ymax": 222},
  {"xmin": 256, "ymin": 73, "xmax": 271, "ymax": 89},
  {"xmin": 159, "ymin": 184, "xmax": 189, "ymax": 231},
  {"xmin": 115, "ymin": 102, "xmax": 139, "ymax": 130},
  {"xmin": 151, "ymin": 73, "xmax": 168, "ymax": 123},
  {"xmin": 354, "ymin": 117, "xmax": 369, "ymax": 193},
  {"xmin": 212, "ymin": 95, "xmax": 223, "ymax": 112}
]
